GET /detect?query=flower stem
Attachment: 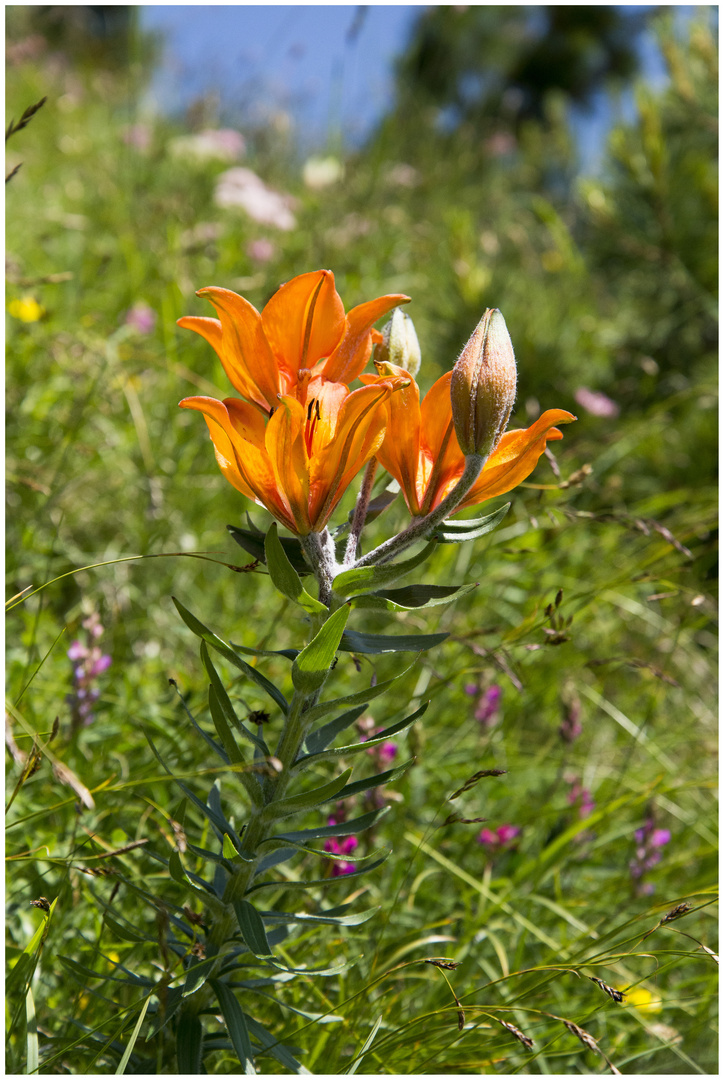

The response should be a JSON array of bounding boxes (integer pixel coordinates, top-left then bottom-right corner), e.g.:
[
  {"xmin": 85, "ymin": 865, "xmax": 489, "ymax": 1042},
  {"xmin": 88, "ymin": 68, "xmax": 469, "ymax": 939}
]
[
  {"xmin": 300, "ymin": 529, "xmax": 338, "ymax": 606},
  {"xmin": 344, "ymin": 457, "xmax": 378, "ymax": 567},
  {"xmin": 177, "ymin": 681, "xmax": 321, "ymax": 1022},
  {"xmin": 352, "ymin": 453, "xmax": 486, "ymax": 568}
]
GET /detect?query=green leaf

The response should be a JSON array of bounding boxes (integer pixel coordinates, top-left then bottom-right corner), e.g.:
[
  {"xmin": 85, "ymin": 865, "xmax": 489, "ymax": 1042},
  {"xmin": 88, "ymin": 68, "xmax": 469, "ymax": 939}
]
[
  {"xmin": 332, "ymin": 541, "xmax": 437, "ymax": 599},
  {"xmin": 228, "ymin": 518, "xmax": 309, "ymax": 575},
  {"xmin": 304, "ymin": 704, "xmax": 368, "ymax": 756},
  {"xmin": 211, "ymin": 980, "xmax": 256, "ymax": 1074},
  {"xmin": 168, "ymin": 849, "xmax": 222, "ymax": 899},
  {"xmin": 26, "ymin": 985, "xmax": 38, "ymax": 1076},
  {"xmin": 352, "ymin": 582, "xmax": 477, "ymax": 611},
  {"xmin": 183, "ymin": 955, "xmax": 220, "ymax": 997},
  {"xmin": 291, "ymin": 606, "xmax": 350, "ymax": 693},
  {"xmin": 261, "ymin": 768, "xmax": 353, "ymax": 823},
  {"xmin": 269, "ymin": 807, "xmax": 389, "ymax": 844},
  {"xmin": 330, "ymin": 758, "xmax": 415, "ymax": 801},
  {"xmin": 144, "ymin": 729, "xmax": 245, "ymax": 855},
  {"xmin": 293, "ymin": 703, "xmax": 427, "ymax": 770},
  {"xmin": 304, "ymin": 660, "xmax": 419, "ymax": 725},
  {"xmin": 115, "ymin": 995, "xmax": 152, "ymax": 1075},
  {"xmin": 103, "ymin": 914, "xmax": 152, "ymax": 944},
  {"xmin": 339, "ymin": 629, "xmax": 448, "ymax": 654},
  {"xmin": 176, "ymin": 1013, "xmax": 203, "ymax": 1073},
  {"xmin": 233, "ymin": 900, "xmax": 274, "ymax": 959},
  {"xmin": 265, "ymin": 523, "xmax": 326, "ymax": 613},
  {"xmin": 7, "ymin": 897, "xmax": 56, "ymax": 998},
  {"xmin": 247, "ymin": 853, "xmax": 389, "ymax": 894},
  {"xmin": 257, "ymin": 906, "xmax": 379, "ymax": 928},
  {"xmin": 427, "ymin": 502, "xmax": 510, "ymax": 543},
  {"xmin": 345, "ymin": 1014, "xmax": 383, "ymax": 1074},
  {"xmin": 243, "ymin": 1014, "xmax": 311, "ymax": 1074},
  {"xmin": 168, "ymin": 850, "xmax": 186, "ymax": 885},
  {"xmin": 229, "ymin": 642, "xmax": 299, "ymax": 661},
  {"xmin": 173, "ymin": 597, "xmax": 289, "ymax": 715}
]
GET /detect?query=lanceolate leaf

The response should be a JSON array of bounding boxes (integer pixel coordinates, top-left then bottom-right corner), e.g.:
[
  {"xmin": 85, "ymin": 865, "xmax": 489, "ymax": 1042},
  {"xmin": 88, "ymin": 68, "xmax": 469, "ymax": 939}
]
[
  {"xmin": 265, "ymin": 523, "xmax": 326, "ymax": 614},
  {"xmin": 427, "ymin": 502, "xmax": 510, "ymax": 543},
  {"xmin": 329, "ymin": 759, "xmax": 415, "ymax": 802},
  {"xmin": 291, "ymin": 606, "xmax": 350, "ymax": 693},
  {"xmin": 292, "ymin": 703, "xmax": 427, "ymax": 771},
  {"xmin": 247, "ymin": 853, "xmax": 389, "ymax": 894},
  {"xmin": 173, "ymin": 597, "xmax": 289, "ymax": 715},
  {"xmin": 332, "ymin": 541, "xmax": 437, "ymax": 599},
  {"xmin": 352, "ymin": 582, "xmax": 478, "ymax": 612},
  {"xmin": 267, "ymin": 806, "xmax": 389, "ymax": 844},
  {"xmin": 242, "ymin": 1014, "xmax": 311, "ymax": 1074},
  {"xmin": 176, "ymin": 1014, "xmax": 203, "ymax": 1074},
  {"xmin": 233, "ymin": 900, "xmax": 274, "ymax": 959},
  {"xmin": 303, "ymin": 704, "xmax": 368, "ymax": 756},
  {"xmin": 339, "ymin": 629, "xmax": 448, "ymax": 654},
  {"xmin": 257, "ymin": 906, "xmax": 378, "ymax": 928},
  {"xmin": 228, "ymin": 519, "xmax": 310, "ymax": 576},
  {"xmin": 260, "ymin": 769, "xmax": 353, "ymax": 823},
  {"xmin": 211, "ymin": 980, "xmax": 257, "ymax": 1074},
  {"xmin": 182, "ymin": 954, "xmax": 220, "ymax": 997},
  {"xmin": 304, "ymin": 659, "xmax": 419, "ymax": 725}
]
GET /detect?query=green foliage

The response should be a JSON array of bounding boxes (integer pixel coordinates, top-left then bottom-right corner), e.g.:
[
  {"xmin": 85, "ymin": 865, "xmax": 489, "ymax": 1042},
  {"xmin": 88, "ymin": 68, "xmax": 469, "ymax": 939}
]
[{"xmin": 6, "ymin": 9, "xmax": 716, "ymax": 1075}]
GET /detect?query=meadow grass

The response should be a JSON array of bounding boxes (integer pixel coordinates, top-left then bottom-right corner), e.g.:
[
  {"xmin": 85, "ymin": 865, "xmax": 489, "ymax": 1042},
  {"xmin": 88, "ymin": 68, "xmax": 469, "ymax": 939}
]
[{"xmin": 6, "ymin": 13, "xmax": 717, "ymax": 1074}]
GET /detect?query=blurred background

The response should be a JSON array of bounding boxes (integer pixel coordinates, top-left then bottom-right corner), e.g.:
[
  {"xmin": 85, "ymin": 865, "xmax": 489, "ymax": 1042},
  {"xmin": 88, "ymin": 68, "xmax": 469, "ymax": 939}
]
[{"xmin": 6, "ymin": 5, "xmax": 718, "ymax": 1074}]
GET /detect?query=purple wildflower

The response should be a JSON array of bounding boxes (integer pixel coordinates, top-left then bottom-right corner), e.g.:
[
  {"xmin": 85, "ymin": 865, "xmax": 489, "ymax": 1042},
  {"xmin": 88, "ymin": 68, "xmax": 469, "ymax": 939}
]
[
  {"xmin": 478, "ymin": 824, "xmax": 521, "ymax": 853},
  {"xmin": 566, "ymin": 780, "xmax": 595, "ymax": 819},
  {"xmin": 67, "ymin": 613, "xmax": 111, "ymax": 730},
  {"xmin": 324, "ymin": 817, "xmax": 358, "ymax": 876},
  {"xmin": 466, "ymin": 682, "xmax": 502, "ymax": 728},
  {"xmin": 630, "ymin": 816, "xmax": 671, "ymax": 895}
]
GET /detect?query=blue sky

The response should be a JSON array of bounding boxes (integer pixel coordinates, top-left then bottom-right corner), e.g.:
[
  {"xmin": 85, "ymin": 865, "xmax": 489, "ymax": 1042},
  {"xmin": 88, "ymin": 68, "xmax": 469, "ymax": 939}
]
[
  {"xmin": 141, "ymin": 6, "xmax": 423, "ymax": 148},
  {"xmin": 140, "ymin": 5, "xmax": 676, "ymax": 169}
]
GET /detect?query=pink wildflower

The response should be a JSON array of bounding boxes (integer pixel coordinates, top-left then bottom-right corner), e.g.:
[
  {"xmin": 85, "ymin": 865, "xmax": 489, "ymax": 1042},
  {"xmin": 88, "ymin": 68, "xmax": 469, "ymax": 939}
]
[
  {"xmin": 124, "ymin": 302, "xmax": 156, "ymax": 335},
  {"xmin": 574, "ymin": 387, "xmax": 620, "ymax": 418},
  {"xmin": 478, "ymin": 824, "xmax": 521, "ymax": 853}
]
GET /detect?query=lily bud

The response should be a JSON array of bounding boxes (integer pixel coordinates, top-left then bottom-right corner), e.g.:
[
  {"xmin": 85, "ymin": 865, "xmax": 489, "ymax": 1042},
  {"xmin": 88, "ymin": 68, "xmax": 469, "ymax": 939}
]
[
  {"xmin": 450, "ymin": 308, "xmax": 517, "ymax": 459},
  {"xmin": 376, "ymin": 307, "xmax": 421, "ymax": 378}
]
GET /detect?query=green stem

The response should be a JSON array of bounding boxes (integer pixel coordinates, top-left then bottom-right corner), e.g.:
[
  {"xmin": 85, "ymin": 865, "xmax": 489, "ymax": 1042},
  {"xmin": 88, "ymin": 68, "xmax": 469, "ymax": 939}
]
[
  {"xmin": 177, "ymin": 675, "xmax": 324, "ymax": 1029},
  {"xmin": 352, "ymin": 453, "xmax": 486, "ymax": 568}
]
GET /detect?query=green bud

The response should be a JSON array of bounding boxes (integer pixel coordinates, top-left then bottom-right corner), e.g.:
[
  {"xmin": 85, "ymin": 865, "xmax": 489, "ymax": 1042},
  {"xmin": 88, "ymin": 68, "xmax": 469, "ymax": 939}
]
[
  {"xmin": 450, "ymin": 308, "xmax": 517, "ymax": 459},
  {"xmin": 377, "ymin": 307, "xmax": 421, "ymax": 378}
]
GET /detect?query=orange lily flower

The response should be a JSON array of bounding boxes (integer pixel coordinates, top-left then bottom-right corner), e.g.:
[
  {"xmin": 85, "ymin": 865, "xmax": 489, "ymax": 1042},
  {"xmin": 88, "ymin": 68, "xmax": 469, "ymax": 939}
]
[
  {"xmin": 360, "ymin": 364, "xmax": 576, "ymax": 517},
  {"xmin": 178, "ymin": 269, "xmax": 409, "ymax": 413},
  {"xmin": 180, "ymin": 375, "xmax": 408, "ymax": 535}
]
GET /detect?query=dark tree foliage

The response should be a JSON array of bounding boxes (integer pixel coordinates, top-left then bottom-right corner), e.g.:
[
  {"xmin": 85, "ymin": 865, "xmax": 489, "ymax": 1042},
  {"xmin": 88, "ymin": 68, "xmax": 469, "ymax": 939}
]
[{"xmin": 396, "ymin": 5, "xmax": 648, "ymax": 126}]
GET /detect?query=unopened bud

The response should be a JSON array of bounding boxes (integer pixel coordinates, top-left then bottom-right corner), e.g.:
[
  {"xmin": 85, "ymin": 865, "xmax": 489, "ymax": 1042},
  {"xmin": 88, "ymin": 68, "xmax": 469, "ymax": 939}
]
[
  {"xmin": 377, "ymin": 307, "xmax": 421, "ymax": 378},
  {"xmin": 450, "ymin": 308, "xmax": 517, "ymax": 458}
]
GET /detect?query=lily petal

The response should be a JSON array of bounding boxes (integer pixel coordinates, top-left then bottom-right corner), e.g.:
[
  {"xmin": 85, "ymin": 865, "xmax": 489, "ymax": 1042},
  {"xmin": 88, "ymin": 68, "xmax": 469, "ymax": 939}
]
[
  {"xmin": 323, "ymin": 293, "xmax": 410, "ymax": 383},
  {"xmin": 262, "ymin": 269, "xmax": 345, "ymax": 380},
  {"xmin": 265, "ymin": 397, "xmax": 312, "ymax": 534},
  {"xmin": 194, "ymin": 287, "xmax": 280, "ymax": 410},
  {"xmin": 360, "ymin": 363, "xmax": 422, "ymax": 513},
  {"xmin": 455, "ymin": 409, "xmax": 577, "ymax": 510}
]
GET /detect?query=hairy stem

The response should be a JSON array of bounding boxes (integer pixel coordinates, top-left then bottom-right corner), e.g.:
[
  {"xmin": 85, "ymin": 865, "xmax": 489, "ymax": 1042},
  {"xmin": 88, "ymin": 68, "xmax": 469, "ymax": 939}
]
[
  {"xmin": 344, "ymin": 457, "xmax": 378, "ymax": 567},
  {"xmin": 300, "ymin": 529, "xmax": 338, "ymax": 606}
]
